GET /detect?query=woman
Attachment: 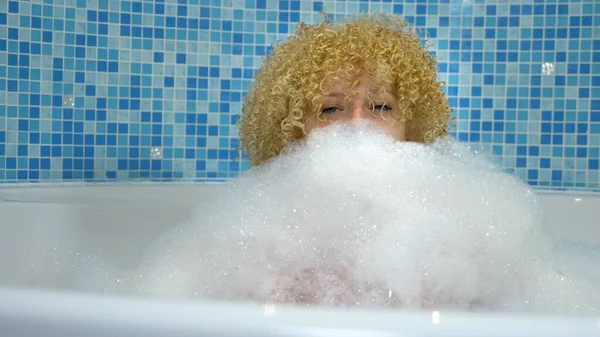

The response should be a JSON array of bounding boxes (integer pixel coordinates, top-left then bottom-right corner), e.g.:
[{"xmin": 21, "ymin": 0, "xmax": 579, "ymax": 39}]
[{"xmin": 239, "ymin": 14, "xmax": 453, "ymax": 166}]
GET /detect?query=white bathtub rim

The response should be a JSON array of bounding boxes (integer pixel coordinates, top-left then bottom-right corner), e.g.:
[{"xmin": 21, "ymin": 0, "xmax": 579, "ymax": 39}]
[
  {"xmin": 0, "ymin": 286, "xmax": 598, "ymax": 337},
  {"xmin": 0, "ymin": 180, "xmax": 599, "ymax": 197},
  {"xmin": 0, "ymin": 180, "xmax": 228, "ymax": 189}
]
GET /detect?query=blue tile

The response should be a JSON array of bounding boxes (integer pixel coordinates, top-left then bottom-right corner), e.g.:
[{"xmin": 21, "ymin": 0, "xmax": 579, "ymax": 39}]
[{"xmin": 0, "ymin": 1, "xmax": 596, "ymax": 189}]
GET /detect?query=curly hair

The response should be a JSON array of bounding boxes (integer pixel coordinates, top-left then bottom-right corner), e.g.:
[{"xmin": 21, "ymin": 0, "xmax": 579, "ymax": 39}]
[{"xmin": 239, "ymin": 13, "xmax": 452, "ymax": 166}]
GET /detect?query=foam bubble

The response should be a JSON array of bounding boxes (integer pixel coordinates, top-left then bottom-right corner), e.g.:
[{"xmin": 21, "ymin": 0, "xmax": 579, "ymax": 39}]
[
  {"xmin": 126, "ymin": 121, "xmax": 598, "ymax": 314},
  {"xmin": 2, "ymin": 121, "xmax": 595, "ymax": 314}
]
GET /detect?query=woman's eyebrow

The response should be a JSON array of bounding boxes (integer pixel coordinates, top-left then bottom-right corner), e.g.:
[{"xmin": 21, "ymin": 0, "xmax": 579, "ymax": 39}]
[
  {"xmin": 323, "ymin": 92, "xmax": 345, "ymax": 99},
  {"xmin": 369, "ymin": 91, "xmax": 396, "ymax": 101}
]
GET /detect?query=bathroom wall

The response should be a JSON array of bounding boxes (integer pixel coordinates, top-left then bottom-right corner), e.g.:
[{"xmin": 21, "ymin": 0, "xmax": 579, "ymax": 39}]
[{"xmin": 0, "ymin": 0, "xmax": 599, "ymax": 190}]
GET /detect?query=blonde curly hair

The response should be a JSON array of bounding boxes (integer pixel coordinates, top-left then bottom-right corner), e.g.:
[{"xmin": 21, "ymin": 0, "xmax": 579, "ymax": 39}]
[{"xmin": 239, "ymin": 14, "xmax": 452, "ymax": 166}]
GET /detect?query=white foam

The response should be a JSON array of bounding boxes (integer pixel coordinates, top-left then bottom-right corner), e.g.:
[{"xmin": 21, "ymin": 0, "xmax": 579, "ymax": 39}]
[
  {"xmin": 126, "ymin": 121, "xmax": 598, "ymax": 314},
  {"xmin": 2, "ymin": 121, "xmax": 596, "ymax": 314}
]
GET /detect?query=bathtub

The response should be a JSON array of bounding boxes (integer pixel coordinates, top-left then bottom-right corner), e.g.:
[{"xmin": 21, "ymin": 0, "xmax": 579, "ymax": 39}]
[{"xmin": 0, "ymin": 182, "xmax": 598, "ymax": 336}]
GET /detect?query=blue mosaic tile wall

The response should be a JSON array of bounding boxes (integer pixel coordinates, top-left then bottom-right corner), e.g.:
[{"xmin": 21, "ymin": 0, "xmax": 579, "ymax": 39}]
[{"xmin": 0, "ymin": 0, "xmax": 599, "ymax": 190}]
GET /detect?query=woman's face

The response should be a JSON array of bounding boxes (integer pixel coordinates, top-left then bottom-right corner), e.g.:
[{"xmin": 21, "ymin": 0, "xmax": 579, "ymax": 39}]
[{"xmin": 304, "ymin": 74, "xmax": 407, "ymax": 141}]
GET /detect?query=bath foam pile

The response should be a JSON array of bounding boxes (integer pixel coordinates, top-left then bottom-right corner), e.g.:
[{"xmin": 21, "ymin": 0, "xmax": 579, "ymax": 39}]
[{"xmin": 109, "ymin": 122, "xmax": 597, "ymax": 314}]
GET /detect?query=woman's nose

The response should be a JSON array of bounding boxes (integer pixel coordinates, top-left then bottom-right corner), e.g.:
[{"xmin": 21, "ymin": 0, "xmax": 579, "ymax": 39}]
[{"xmin": 349, "ymin": 105, "xmax": 372, "ymax": 120}]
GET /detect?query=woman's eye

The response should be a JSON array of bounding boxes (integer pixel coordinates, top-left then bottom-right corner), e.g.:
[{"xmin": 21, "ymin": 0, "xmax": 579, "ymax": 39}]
[
  {"xmin": 322, "ymin": 106, "xmax": 342, "ymax": 114},
  {"xmin": 374, "ymin": 104, "xmax": 392, "ymax": 111}
]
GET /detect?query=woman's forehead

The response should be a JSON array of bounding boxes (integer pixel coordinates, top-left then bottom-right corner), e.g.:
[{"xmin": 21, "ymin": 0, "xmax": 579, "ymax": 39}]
[{"xmin": 323, "ymin": 74, "xmax": 394, "ymax": 94}]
